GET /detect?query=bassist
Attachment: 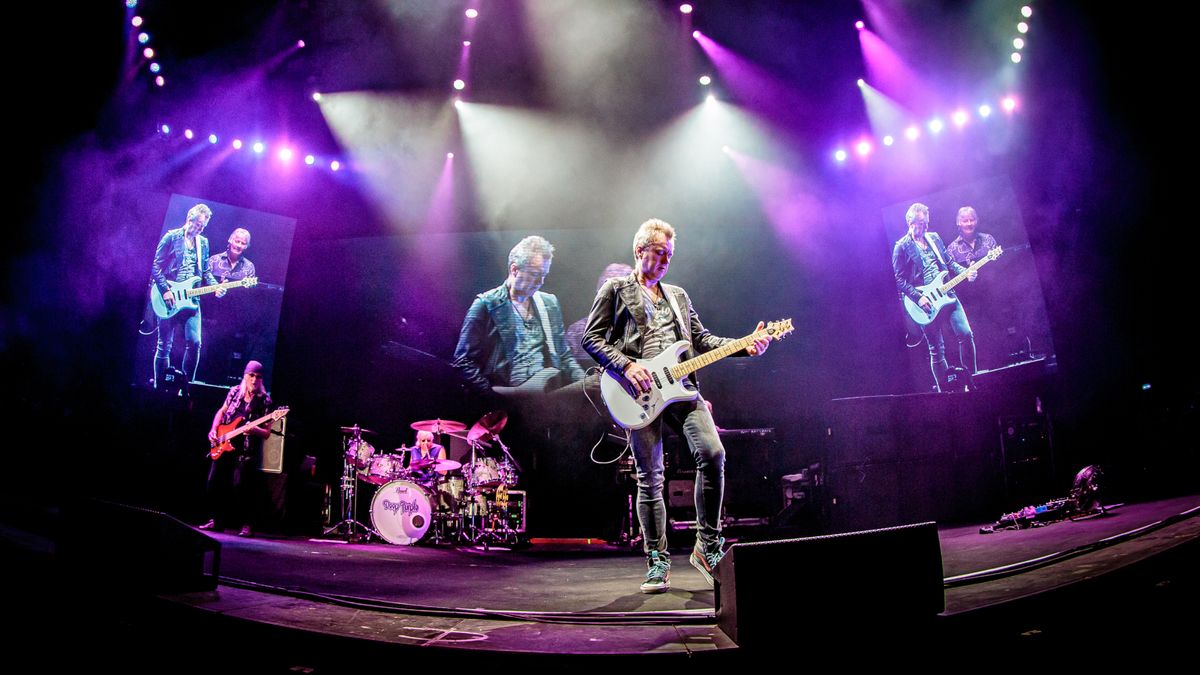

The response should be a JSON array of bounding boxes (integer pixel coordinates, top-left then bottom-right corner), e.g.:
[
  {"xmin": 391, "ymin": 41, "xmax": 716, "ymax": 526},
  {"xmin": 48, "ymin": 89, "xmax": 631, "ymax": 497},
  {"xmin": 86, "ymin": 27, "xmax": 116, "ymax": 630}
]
[{"xmin": 200, "ymin": 361, "xmax": 274, "ymax": 537}]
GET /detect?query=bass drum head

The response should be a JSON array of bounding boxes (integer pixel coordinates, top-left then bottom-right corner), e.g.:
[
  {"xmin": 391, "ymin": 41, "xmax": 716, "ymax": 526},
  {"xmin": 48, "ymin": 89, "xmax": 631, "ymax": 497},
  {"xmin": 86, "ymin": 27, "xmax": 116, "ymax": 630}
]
[{"xmin": 370, "ymin": 480, "xmax": 434, "ymax": 545}]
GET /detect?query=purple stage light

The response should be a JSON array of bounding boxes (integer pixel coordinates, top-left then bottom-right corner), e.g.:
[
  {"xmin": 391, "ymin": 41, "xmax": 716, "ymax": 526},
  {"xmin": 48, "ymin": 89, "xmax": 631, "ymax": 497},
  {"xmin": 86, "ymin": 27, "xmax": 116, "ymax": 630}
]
[
  {"xmin": 928, "ymin": 118, "xmax": 943, "ymax": 134},
  {"xmin": 454, "ymin": 98, "xmax": 463, "ymax": 109},
  {"xmin": 855, "ymin": 21, "xmax": 865, "ymax": 31},
  {"xmin": 154, "ymin": 75, "xmax": 164, "ymax": 86},
  {"xmin": 1017, "ymin": 22, "xmax": 1029, "ymax": 34},
  {"xmin": 143, "ymin": 47, "xmax": 155, "ymax": 59},
  {"xmin": 184, "ymin": 129, "xmax": 194, "ymax": 139},
  {"xmin": 465, "ymin": 8, "xmax": 478, "ymax": 19},
  {"xmin": 952, "ymin": 110, "xmax": 969, "ymax": 127},
  {"xmin": 305, "ymin": 154, "xmax": 315, "ymax": 165},
  {"xmin": 856, "ymin": 78, "xmax": 865, "ymax": 87},
  {"xmin": 312, "ymin": 92, "xmax": 322, "ymax": 101},
  {"xmin": 1011, "ymin": 52, "xmax": 1022, "ymax": 64},
  {"xmin": 253, "ymin": 142, "xmax": 265, "ymax": 154},
  {"xmin": 834, "ymin": 149, "xmax": 847, "ymax": 162},
  {"xmin": 453, "ymin": 79, "xmax": 466, "ymax": 90},
  {"xmin": 855, "ymin": 139, "xmax": 872, "ymax": 156},
  {"xmin": 680, "ymin": 4, "xmax": 693, "ymax": 14},
  {"xmin": 138, "ymin": 32, "xmax": 149, "ymax": 44},
  {"xmin": 278, "ymin": 148, "xmax": 293, "ymax": 162},
  {"xmin": 160, "ymin": 124, "xmax": 169, "ymax": 134},
  {"xmin": 208, "ymin": 134, "xmax": 218, "ymax": 144},
  {"xmin": 131, "ymin": 16, "xmax": 143, "ymax": 27},
  {"xmin": 905, "ymin": 125, "xmax": 919, "ymax": 141},
  {"xmin": 297, "ymin": 40, "xmax": 306, "ymax": 48},
  {"xmin": 978, "ymin": 104, "xmax": 993, "ymax": 118},
  {"xmin": 882, "ymin": 135, "xmax": 894, "ymax": 146},
  {"xmin": 149, "ymin": 62, "xmax": 160, "ymax": 73},
  {"xmin": 126, "ymin": 0, "xmax": 137, "ymax": 8},
  {"xmin": 232, "ymin": 139, "xmax": 243, "ymax": 150},
  {"xmin": 692, "ymin": 30, "xmax": 701, "ymax": 39},
  {"xmin": 330, "ymin": 160, "xmax": 341, "ymax": 171},
  {"xmin": 463, "ymin": 40, "xmax": 471, "ymax": 47},
  {"xmin": 1002, "ymin": 97, "xmax": 1018, "ymax": 112},
  {"xmin": 1021, "ymin": 6, "xmax": 1033, "ymax": 18},
  {"xmin": 699, "ymin": 75, "xmax": 712, "ymax": 86},
  {"xmin": 705, "ymin": 93, "xmax": 716, "ymax": 104},
  {"xmin": 447, "ymin": 152, "xmax": 455, "ymax": 159},
  {"xmin": 1013, "ymin": 37, "xmax": 1025, "ymax": 50}
]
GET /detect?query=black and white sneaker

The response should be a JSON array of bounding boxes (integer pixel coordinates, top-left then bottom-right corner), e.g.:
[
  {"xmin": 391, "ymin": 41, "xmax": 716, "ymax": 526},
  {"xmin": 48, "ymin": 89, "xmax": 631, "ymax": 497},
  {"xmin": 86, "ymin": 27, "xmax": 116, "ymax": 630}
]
[
  {"xmin": 639, "ymin": 551, "xmax": 671, "ymax": 593},
  {"xmin": 689, "ymin": 537, "xmax": 725, "ymax": 587}
]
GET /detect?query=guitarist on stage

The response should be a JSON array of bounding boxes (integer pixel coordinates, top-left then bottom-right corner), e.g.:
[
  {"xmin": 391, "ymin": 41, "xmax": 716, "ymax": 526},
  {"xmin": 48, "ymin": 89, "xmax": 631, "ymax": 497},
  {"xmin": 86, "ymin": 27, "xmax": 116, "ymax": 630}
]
[
  {"xmin": 892, "ymin": 203, "xmax": 978, "ymax": 392},
  {"xmin": 582, "ymin": 218, "xmax": 769, "ymax": 594},
  {"xmin": 200, "ymin": 360, "xmax": 274, "ymax": 537},
  {"xmin": 150, "ymin": 203, "xmax": 218, "ymax": 388}
]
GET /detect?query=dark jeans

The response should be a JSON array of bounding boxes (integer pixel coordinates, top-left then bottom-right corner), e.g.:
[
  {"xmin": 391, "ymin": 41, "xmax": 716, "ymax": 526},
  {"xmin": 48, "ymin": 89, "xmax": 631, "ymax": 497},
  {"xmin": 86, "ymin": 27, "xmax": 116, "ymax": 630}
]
[
  {"xmin": 207, "ymin": 451, "xmax": 260, "ymax": 530},
  {"xmin": 154, "ymin": 307, "xmax": 201, "ymax": 385},
  {"xmin": 924, "ymin": 297, "xmax": 976, "ymax": 391},
  {"xmin": 630, "ymin": 396, "xmax": 725, "ymax": 562}
]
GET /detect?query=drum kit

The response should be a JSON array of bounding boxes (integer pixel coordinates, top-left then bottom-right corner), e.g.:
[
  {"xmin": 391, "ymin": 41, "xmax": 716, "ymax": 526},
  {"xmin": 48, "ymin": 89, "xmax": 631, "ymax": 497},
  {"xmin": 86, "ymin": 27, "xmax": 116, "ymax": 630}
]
[{"xmin": 323, "ymin": 413, "xmax": 526, "ymax": 548}]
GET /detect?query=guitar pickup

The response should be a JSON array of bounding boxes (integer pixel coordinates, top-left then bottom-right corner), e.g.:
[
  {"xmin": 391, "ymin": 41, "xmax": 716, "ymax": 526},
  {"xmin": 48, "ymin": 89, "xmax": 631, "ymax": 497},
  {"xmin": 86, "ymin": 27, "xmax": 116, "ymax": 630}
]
[
  {"xmin": 651, "ymin": 372, "xmax": 662, "ymax": 389},
  {"xmin": 663, "ymin": 368, "xmax": 675, "ymax": 385}
]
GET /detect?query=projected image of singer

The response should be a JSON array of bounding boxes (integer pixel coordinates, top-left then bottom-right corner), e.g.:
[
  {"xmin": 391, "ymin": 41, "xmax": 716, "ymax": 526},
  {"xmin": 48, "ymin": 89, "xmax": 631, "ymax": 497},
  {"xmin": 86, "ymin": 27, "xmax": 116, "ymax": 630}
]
[{"xmin": 453, "ymin": 235, "xmax": 586, "ymax": 398}]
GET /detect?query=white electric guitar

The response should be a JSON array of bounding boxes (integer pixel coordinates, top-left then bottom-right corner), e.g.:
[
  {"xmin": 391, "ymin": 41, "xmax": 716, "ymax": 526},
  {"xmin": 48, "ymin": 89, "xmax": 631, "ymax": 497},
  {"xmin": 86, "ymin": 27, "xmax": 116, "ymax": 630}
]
[
  {"xmin": 600, "ymin": 319, "xmax": 794, "ymax": 430},
  {"xmin": 902, "ymin": 246, "xmax": 1003, "ymax": 326}
]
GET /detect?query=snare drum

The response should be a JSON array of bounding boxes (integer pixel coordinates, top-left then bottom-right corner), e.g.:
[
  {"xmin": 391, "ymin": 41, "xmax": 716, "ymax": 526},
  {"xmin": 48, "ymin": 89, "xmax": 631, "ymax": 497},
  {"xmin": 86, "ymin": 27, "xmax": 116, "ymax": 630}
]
[
  {"xmin": 467, "ymin": 457, "xmax": 502, "ymax": 489},
  {"xmin": 370, "ymin": 480, "xmax": 435, "ymax": 545},
  {"xmin": 363, "ymin": 453, "xmax": 405, "ymax": 486}
]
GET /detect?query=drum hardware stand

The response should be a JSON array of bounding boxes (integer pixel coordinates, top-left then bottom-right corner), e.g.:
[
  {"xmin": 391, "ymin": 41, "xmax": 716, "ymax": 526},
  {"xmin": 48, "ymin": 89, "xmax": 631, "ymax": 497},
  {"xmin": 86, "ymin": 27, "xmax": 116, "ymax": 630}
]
[{"xmin": 322, "ymin": 425, "xmax": 379, "ymax": 542}]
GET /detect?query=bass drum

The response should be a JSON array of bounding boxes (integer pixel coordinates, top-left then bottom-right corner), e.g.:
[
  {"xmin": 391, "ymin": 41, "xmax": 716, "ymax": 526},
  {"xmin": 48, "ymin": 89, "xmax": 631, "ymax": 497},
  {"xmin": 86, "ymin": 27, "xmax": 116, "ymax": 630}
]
[{"xmin": 370, "ymin": 480, "xmax": 435, "ymax": 545}]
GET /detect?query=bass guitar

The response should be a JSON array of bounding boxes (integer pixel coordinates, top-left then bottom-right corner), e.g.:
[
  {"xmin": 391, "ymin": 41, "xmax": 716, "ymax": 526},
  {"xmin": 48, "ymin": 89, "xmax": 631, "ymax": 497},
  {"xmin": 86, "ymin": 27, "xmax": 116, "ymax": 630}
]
[{"xmin": 209, "ymin": 407, "xmax": 289, "ymax": 460}]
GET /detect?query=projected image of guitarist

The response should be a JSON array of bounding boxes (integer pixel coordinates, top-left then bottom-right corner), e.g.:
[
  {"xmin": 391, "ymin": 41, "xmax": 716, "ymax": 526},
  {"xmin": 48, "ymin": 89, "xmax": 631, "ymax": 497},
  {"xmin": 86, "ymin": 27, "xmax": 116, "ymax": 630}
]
[
  {"xmin": 892, "ymin": 202, "xmax": 979, "ymax": 392},
  {"xmin": 582, "ymin": 218, "xmax": 777, "ymax": 595},
  {"xmin": 199, "ymin": 360, "xmax": 276, "ymax": 537},
  {"xmin": 149, "ymin": 203, "xmax": 215, "ymax": 388}
]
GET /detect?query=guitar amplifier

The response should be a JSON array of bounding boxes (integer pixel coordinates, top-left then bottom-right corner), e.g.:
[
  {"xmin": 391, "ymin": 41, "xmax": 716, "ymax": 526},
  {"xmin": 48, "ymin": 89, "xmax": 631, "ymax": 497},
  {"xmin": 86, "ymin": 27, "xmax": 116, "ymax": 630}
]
[{"xmin": 260, "ymin": 416, "xmax": 286, "ymax": 474}]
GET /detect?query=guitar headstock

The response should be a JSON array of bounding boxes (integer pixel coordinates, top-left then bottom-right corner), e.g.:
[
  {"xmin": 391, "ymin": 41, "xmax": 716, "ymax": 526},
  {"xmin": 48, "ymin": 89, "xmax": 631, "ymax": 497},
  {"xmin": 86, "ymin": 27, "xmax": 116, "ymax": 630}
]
[
  {"xmin": 987, "ymin": 246, "xmax": 1003, "ymax": 261},
  {"xmin": 765, "ymin": 318, "xmax": 794, "ymax": 340},
  {"xmin": 241, "ymin": 276, "xmax": 260, "ymax": 288},
  {"xmin": 272, "ymin": 406, "xmax": 290, "ymax": 420}
]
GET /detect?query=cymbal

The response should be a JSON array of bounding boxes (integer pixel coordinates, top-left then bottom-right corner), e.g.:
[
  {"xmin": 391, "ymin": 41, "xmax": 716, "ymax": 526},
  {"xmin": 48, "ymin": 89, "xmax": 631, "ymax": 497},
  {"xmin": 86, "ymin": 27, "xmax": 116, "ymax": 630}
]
[
  {"xmin": 410, "ymin": 457, "xmax": 463, "ymax": 472},
  {"xmin": 410, "ymin": 418, "xmax": 467, "ymax": 434},
  {"xmin": 339, "ymin": 425, "xmax": 377, "ymax": 436},
  {"xmin": 468, "ymin": 410, "xmax": 508, "ymax": 443}
]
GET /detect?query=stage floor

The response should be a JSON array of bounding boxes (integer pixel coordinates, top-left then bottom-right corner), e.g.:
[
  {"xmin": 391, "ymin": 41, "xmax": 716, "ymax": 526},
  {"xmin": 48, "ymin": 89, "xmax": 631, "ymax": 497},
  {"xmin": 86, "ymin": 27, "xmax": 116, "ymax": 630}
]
[{"xmin": 155, "ymin": 494, "xmax": 1200, "ymax": 659}]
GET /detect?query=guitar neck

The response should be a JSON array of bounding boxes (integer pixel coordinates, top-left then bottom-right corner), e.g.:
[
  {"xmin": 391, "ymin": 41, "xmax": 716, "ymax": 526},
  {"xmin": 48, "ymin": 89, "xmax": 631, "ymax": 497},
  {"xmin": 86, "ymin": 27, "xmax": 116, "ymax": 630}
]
[
  {"xmin": 940, "ymin": 254, "xmax": 993, "ymax": 294},
  {"xmin": 671, "ymin": 331, "xmax": 767, "ymax": 379},
  {"xmin": 186, "ymin": 279, "xmax": 246, "ymax": 299},
  {"xmin": 221, "ymin": 411, "xmax": 279, "ymax": 442}
]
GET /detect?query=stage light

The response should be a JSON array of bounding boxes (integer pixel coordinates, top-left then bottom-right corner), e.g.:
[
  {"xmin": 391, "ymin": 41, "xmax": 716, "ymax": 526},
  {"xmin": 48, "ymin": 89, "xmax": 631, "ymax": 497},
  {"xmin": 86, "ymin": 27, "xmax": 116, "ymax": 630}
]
[
  {"xmin": 447, "ymin": 152, "xmax": 455, "ymax": 159},
  {"xmin": 454, "ymin": 98, "xmax": 463, "ymax": 109},
  {"xmin": 305, "ymin": 154, "xmax": 316, "ymax": 165},
  {"xmin": 1011, "ymin": 52, "xmax": 1022, "ymax": 63},
  {"xmin": 706, "ymin": 93, "xmax": 716, "ymax": 104},
  {"xmin": 297, "ymin": 40, "xmax": 306, "ymax": 48},
  {"xmin": 905, "ymin": 126, "xmax": 919, "ymax": 141},
  {"xmin": 699, "ymin": 75, "xmax": 712, "ymax": 85},
  {"xmin": 1002, "ymin": 97, "xmax": 1017, "ymax": 112},
  {"xmin": 1142, "ymin": 383, "xmax": 1152, "ymax": 391},
  {"xmin": 278, "ymin": 148, "xmax": 293, "ymax": 162},
  {"xmin": 183, "ymin": 129, "xmax": 194, "ymax": 139},
  {"xmin": 1014, "ymin": 37, "xmax": 1025, "ymax": 50},
  {"xmin": 855, "ymin": 140, "xmax": 872, "ymax": 156},
  {"xmin": 126, "ymin": 0, "xmax": 138, "ymax": 8},
  {"xmin": 208, "ymin": 134, "xmax": 218, "ymax": 144},
  {"xmin": 680, "ymin": 4, "xmax": 693, "ymax": 14},
  {"xmin": 253, "ymin": 142, "xmax": 265, "ymax": 153},
  {"xmin": 465, "ymin": 9, "xmax": 478, "ymax": 19},
  {"xmin": 952, "ymin": 110, "xmax": 969, "ymax": 127},
  {"xmin": 138, "ymin": 32, "xmax": 150, "ymax": 44},
  {"xmin": 857, "ymin": 78, "xmax": 865, "ymax": 87},
  {"xmin": 143, "ymin": 47, "xmax": 155, "ymax": 59},
  {"xmin": 453, "ymin": 79, "xmax": 466, "ymax": 90},
  {"xmin": 978, "ymin": 104, "xmax": 992, "ymax": 118},
  {"xmin": 232, "ymin": 139, "xmax": 243, "ymax": 150},
  {"xmin": 160, "ymin": 124, "xmax": 170, "ymax": 134},
  {"xmin": 1017, "ymin": 22, "xmax": 1029, "ymax": 34},
  {"xmin": 928, "ymin": 118, "xmax": 943, "ymax": 134},
  {"xmin": 855, "ymin": 21, "xmax": 865, "ymax": 30},
  {"xmin": 721, "ymin": 145, "xmax": 731, "ymax": 153},
  {"xmin": 155, "ymin": 75, "xmax": 165, "ymax": 86},
  {"xmin": 834, "ymin": 149, "xmax": 847, "ymax": 162},
  {"xmin": 692, "ymin": 30, "xmax": 701, "ymax": 39},
  {"xmin": 131, "ymin": 16, "xmax": 143, "ymax": 27},
  {"xmin": 149, "ymin": 62, "xmax": 160, "ymax": 73},
  {"xmin": 883, "ymin": 135, "xmax": 894, "ymax": 146},
  {"xmin": 312, "ymin": 92, "xmax": 322, "ymax": 101},
  {"xmin": 463, "ymin": 40, "xmax": 471, "ymax": 47},
  {"xmin": 1021, "ymin": 6, "xmax": 1032, "ymax": 18},
  {"xmin": 330, "ymin": 160, "xmax": 341, "ymax": 171}
]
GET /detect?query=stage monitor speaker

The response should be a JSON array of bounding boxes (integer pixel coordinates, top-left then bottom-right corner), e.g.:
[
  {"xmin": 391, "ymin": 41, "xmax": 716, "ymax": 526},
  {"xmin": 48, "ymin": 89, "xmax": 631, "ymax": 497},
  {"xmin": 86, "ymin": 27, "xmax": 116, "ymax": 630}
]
[
  {"xmin": 58, "ymin": 499, "xmax": 220, "ymax": 594},
  {"xmin": 261, "ymin": 415, "xmax": 286, "ymax": 473},
  {"xmin": 715, "ymin": 521, "xmax": 943, "ymax": 649}
]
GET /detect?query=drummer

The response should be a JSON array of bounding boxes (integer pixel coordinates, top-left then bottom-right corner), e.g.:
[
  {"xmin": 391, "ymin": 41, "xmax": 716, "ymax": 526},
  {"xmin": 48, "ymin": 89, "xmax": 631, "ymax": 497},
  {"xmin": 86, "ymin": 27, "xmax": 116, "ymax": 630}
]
[{"xmin": 408, "ymin": 430, "xmax": 449, "ymax": 485}]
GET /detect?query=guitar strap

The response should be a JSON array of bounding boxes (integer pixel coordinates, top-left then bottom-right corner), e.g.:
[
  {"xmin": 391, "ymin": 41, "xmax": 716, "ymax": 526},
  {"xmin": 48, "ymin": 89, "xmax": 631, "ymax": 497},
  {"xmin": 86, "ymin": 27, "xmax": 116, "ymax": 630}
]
[
  {"xmin": 662, "ymin": 285, "xmax": 690, "ymax": 347},
  {"xmin": 532, "ymin": 293, "xmax": 558, "ymax": 358},
  {"xmin": 923, "ymin": 233, "xmax": 949, "ymax": 268}
]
